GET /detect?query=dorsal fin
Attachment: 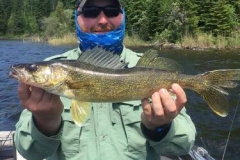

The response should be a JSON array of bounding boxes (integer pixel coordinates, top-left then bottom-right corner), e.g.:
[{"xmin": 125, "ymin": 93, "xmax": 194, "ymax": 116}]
[
  {"xmin": 136, "ymin": 50, "xmax": 184, "ymax": 73},
  {"xmin": 78, "ymin": 47, "xmax": 127, "ymax": 69}
]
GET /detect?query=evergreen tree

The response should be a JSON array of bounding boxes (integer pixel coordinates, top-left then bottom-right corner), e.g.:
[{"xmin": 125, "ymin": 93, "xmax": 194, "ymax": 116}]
[
  {"xmin": 61, "ymin": 0, "xmax": 76, "ymax": 31},
  {"xmin": 23, "ymin": 0, "xmax": 38, "ymax": 34},
  {"xmin": 34, "ymin": 0, "xmax": 52, "ymax": 31},
  {"xmin": 175, "ymin": 0, "xmax": 199, "ymax": 36},
  {"xmin": 122, "ymin": 0, "xmax": 147, "ymax": 38},
  {"xmin": 147, "ymin": 0, "xmax": 174, "ymax": 41},
  {"xmin": 42, "ymin": 1, "xmax": 74, "ymax": 38},
  {"xmin": 0, "ymin": 0, "xmax": 6, "ymax": 35},
  {"xmin": 2, "ymin": 0, "xmax": 13, "ymax": 21},
  {"xmin": 228, "ymin": 0, "xmax": 240, "ymax": 19},
  {"xmin": 60, "ymin": 0, "xmax": 76, "ymax": 9},
  {"xmin": 7, "ymin": 0, "xmax": 25, "ymax": 35},
  {"xmin": 212, "ymin": 0, "xmax": 235, "ymax": 35},
  {"xmin": 146, "ymin": 0, "xmax": 161, "ymax": 38},
  {"xmin": 120, "ymin": 0, "xmax": 131, "ymax": 34},
  {"xmin": 198, "ymin": 0, "xmax": 235, "ymax": 35},
  {"xmin": 196, "ymin": 0, "xmax": 215, "ymax": 33}
]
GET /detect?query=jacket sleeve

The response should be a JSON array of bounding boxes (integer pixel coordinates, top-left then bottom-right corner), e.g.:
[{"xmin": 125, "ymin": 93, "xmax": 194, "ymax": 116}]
[
  {"xmin": 144, "ymin": 108, "xmax": 196, "ymax": 156},
  {"xmin": 14, "ymin": 109, "xmax": 62, "ymax": 160}
]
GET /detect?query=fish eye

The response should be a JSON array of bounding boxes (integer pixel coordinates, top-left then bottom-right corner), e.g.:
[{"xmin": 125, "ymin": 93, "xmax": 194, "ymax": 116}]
[{"xmin": 27, "ymin": 63, "xmax": 38, "ymax": 72}]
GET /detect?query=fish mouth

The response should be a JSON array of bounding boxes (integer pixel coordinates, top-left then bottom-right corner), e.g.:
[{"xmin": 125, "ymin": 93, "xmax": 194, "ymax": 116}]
[{"xmin": 9, "ymin": 66, "xmax": 27, "ymax": 82}]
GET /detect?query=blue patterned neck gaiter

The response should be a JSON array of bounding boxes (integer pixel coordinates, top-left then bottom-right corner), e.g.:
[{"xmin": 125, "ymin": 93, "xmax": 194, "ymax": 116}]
[{"xmin": 75, "ymin": 9, "xmax": 125, "ymax": 55}]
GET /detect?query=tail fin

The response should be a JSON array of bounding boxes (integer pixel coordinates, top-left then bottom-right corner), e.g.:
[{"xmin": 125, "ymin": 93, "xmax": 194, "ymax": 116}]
[
  {"xmin": 202, "ymin": 69, "xmax": 240, "ymax": 87},
  {"xmin": 195, "ymin": 69, "xmax": 240, "ymax": 117}
]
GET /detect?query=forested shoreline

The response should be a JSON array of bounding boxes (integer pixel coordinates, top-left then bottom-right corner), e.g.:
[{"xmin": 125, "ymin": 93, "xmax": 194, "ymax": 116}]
[{"xmin": 1, "ymin": 0, "xmax": 240, "ymax": 49}]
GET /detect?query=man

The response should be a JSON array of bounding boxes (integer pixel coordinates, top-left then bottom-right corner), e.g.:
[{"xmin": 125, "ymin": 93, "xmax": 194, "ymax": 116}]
[{"xmin": 14, "ymin": 0, "xmax": 196, "ymax": 160}]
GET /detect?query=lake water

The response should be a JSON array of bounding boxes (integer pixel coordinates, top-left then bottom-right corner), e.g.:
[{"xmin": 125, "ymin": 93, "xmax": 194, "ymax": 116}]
[{"xmin": 0, "ymin": 40, "xmax": 240, "ymax": 159}]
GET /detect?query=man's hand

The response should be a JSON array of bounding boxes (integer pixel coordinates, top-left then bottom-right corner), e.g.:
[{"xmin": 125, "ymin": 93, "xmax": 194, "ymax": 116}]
[
  {"xmin": 18, "ymin": 82, "xmax": 64, "ymax": 136},
  {"xmin": 141, "ymin": 83, "xmax": 187, "ymax": 130}
]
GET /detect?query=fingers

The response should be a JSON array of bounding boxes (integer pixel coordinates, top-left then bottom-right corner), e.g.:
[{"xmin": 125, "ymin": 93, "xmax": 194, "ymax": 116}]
[
  {"xmin": 151, "ymin": 91, "xmax": 164, "ymax": 117},
  {"xmin": 171, "ymin": 83, "xmax": 187, "ymax": 110},
  {"xmin": 30, "ymin": 87, "xmax": 45, "ymax": 104},
  {"xmin": 141, "ymin": 98, "xmax": 155, "ymax": 130},
  {"xmin": 158, "ymin": 88, "xmax": 176, "ymax": 118},
  {"xmin": 18, "ymin": 83, "xmax": 51, "ymax": 110},
  {"xmin": 18, "ymin": 83, "xmax": 44, "ymax": 103},
  {"xmin": 18, "ymin": 83, "xmax": 31, "ymax": 102},
  {"xmin": 141, "ymin": 83, "xmax": 187, "ymax": 129},
  {"xmin": 141, "ymin": 98, "xmax": 152, "ymax": 117}
]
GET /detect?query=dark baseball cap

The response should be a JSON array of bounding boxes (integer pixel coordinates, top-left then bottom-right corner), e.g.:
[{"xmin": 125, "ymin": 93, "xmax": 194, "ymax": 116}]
[{"xmin": 77, "ymin": 0, "xmax": 121, "ymax": 9}]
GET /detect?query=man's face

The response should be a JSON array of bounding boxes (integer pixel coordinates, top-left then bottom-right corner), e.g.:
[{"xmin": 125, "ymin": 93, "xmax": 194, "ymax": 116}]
[{"xmin": 77, "ymin": 0, "xmax": 123, "ymax": 33}]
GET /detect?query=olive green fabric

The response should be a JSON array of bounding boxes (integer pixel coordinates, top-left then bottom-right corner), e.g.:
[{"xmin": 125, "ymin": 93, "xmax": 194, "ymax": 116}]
[{"xmin": 14, "ymin": 47, "xmax": 196, "ymax": 160}]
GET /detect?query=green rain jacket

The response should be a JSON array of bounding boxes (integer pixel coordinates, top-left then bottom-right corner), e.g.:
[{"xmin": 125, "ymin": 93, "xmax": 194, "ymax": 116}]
[{"xmin": 14, "ymin": 47, "xmax": 196, "ymax": 160}]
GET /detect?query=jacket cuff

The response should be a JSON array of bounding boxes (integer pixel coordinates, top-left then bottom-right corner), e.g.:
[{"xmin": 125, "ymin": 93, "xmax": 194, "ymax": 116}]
[
  {"xmin": 31, "ymin": 115, "xmax": 63, "ymax": 141},
  {"xmin": 141, "ymin": 122, "xmax": 171, "ymax": 142}
]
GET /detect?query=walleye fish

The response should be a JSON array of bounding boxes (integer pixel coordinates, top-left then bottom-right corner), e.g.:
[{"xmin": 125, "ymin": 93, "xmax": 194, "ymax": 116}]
[{"xmin": 9, "ymin": 47, "xmax": 240, "ymax": 126}]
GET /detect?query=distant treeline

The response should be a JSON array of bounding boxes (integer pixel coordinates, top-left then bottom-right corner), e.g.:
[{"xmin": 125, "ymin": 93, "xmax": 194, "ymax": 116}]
[
  {"xmin": 1, "ymin": 0, "xmax": 240, "ymax": 43},
  {"xmin": 0, "ymin": 0, "xmax": 76, "ymax": 38}
]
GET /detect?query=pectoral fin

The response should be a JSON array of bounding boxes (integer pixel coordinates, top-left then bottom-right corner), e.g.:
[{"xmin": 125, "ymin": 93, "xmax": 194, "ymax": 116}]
[{"xmin": 70, "ymin": 100, "xmax": 92, "ymax": 126}]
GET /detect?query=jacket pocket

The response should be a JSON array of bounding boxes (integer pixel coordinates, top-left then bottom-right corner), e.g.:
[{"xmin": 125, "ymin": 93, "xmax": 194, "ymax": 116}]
[
  {"xmin": 117, "ymin": 101, "xmax": 147, "ymax": 153},
  {"xmin": 61, "ymin": 110, "xmax": 81, "ymax": 153}
]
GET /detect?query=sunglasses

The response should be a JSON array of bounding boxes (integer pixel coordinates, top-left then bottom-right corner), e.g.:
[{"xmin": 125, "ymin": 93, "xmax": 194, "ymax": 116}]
[{"xmin": 78, "ymin": 5, "xmax": 123, "ymax": 18}]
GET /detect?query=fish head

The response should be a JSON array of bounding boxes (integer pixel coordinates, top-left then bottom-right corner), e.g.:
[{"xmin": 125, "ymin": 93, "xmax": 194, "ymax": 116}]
[{"xmin": 9, "ymin": 61, "xmax": 68, "ymax": 90}]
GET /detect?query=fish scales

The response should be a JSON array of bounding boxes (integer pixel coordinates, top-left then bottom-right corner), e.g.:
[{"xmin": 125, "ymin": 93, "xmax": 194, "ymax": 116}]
[{"xmin": 62, "ymin": 63, "xmax": 185, "ymax": 102}]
